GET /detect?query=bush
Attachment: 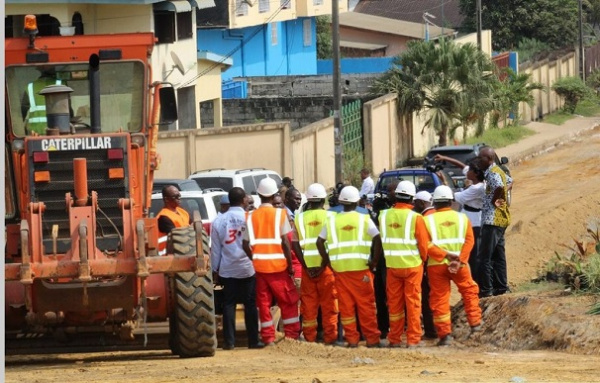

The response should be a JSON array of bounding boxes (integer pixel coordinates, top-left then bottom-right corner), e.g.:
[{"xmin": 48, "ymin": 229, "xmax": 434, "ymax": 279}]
[
  {"xmin": 517, "ymin": 38, "xmax": 551, "ymax": 63},
  {"xmin": 552, "ymin": 76, "xmax": 593, "ymax": 113},
  {"xmin": 586, "ymin": 69, "xmax": 600, "ymax": 95}
]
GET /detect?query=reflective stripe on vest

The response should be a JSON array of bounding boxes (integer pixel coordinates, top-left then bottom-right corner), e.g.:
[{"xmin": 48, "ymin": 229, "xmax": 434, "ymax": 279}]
[
  {"xmin": 380, "ymin": 209, "xmax": 421, "ymax": 268},
  {"xmin": 425, "ymin": 210, "xmax": 467, "ymax": 266},
  {"xmin": 26, "ymin": 78, "xmax": 62, "ymax": 134},
  {"xmin": 295, "ymin": 210, "xmax": 332, "ymax": 268},
  {"xmin": 247, "ymin": 206, "xmax": 287, "ymax": 273},
  {"xmin": 326, "ymin": 212, "xmax": 371, "ymax": 272}
]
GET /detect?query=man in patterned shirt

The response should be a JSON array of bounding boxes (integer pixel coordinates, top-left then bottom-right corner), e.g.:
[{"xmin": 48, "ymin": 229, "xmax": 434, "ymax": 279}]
[{"xmin": 478, "ymin": 147, "xmax": 513, "ymax": 298}]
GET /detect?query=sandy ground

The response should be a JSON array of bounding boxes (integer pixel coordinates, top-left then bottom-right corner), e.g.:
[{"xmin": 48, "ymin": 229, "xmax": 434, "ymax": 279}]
[{"xmin": 5, "ymin": 127, "xmax": 600, "ymax": 382}]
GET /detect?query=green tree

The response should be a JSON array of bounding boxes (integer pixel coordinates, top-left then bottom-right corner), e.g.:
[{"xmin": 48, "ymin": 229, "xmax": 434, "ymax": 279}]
[
  {"xmin": 459, "ymin": 0, "xmax": 580, "ymax": 51},
  {"xmin": 489, "ymin": 68, "xmax": 544, "ymax": 128},
  {"xmin": 316, "ymin": 16, "xmax": 332, "ymax": 59},
  {"xmin": 371, "ymin": 39, "xmax": 497, "ymax": 146}
]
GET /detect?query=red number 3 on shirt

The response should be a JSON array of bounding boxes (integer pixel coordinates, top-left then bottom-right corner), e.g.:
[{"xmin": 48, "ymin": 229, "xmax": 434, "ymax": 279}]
[{"xmin": 225, "ymin": 229, "xmax": 237, "ymax": 244}]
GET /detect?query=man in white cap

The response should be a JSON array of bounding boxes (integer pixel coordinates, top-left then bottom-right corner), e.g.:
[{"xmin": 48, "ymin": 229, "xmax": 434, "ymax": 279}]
[
  {"xmin": 243, "ymin": 178, "xmax": 300, "ymax": 345},
  {"xmin": 316, "ymin": 186, "xmax": 383, "ymax": 348},
  {"xmin": 413, "ymin": 191, "xmax": 434, "ymax": 216}
]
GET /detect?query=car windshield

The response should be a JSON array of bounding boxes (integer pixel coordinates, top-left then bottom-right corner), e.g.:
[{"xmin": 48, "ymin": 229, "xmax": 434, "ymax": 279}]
[
  {"xmin": 428, "ymin": 149, "xmax": 475, "ymax": 166},
  {"xmin": 193, "ymin": 177, "xmax": 234, "ymax": 191},
  {"xmin": 150, "ymin": 197, "xmax": 209, "ymax": 220},
  {"xmin": 6, "ymin": 61, "xmax": 145, "ymax": 137}
]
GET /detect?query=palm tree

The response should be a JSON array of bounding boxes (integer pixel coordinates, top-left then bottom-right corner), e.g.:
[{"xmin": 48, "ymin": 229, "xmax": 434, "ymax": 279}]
[
  {"xmin": 372, "ymin": 38, "xmax": 498, "ymax": 146},
  {"xmin": 491, "ymin": 68, "xmax": 544, "ymax": 128}
]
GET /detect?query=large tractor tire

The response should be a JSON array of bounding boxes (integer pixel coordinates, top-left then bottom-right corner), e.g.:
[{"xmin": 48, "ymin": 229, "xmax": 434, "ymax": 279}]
[{"xmin": 168, "ymin": 227, "xmax": 216, "ymax": 358}]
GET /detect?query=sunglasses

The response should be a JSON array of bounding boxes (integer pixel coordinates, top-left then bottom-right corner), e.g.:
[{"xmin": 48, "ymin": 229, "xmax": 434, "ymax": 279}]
[{"xmin": 169, "ymin": 194, "xmax": 181, "ymax": 200}]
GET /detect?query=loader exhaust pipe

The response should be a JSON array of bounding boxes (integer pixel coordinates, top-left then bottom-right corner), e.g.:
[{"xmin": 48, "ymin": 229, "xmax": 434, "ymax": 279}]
[
  {"xmin": 73, "ymin": 158, "xmax": 89, "ymax": 206},
  {"xmin": 89, "ymin": 53, "xmax": 101, "ymax": 134}
]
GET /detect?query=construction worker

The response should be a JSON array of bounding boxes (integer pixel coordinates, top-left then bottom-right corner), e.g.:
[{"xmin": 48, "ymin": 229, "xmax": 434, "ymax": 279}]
[
  {"xmin": 294, "ymin": 183, "xmax": 339, "ymax": 344},
  {"xmin": 22, "ymin": 66, "xmax": 62, "ymax": 135},
  {"xmin": 316, "ymin": 186, "xmax": 383, "ymax": 348},
  {"xmin": 413, "ymin": 190, "xmax": 437, "ymax": 340},
  {"xmin": 379, "ymin": 181, "xmax": 429, "ymax": 348},
  {"xmin": 211, "ymin": 188, "xmax": 263, "ymax": 350},
  {"xmin": 425, "ymin": 185, "xmax": 482, "ymax": 346},
  {"xmin": 243, "ymin": 178, "xmax": 300, "ymax": 345},
  {"xmin": 157, "ymin": 185, "xmax": 190, "ymax": 255}
]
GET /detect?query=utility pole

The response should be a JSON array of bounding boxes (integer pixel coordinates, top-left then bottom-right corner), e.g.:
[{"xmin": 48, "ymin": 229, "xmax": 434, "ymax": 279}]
[
  {"xmin": 476, "ymin": 0, "xmax": 482, "ymax": 50},
  {"xmin": 332, "ymin": 0, "xmax": 343, "ymax": 184},
  {"xmin": 579, "ymin": 0, "xmax": 585, "ymax": 81}
]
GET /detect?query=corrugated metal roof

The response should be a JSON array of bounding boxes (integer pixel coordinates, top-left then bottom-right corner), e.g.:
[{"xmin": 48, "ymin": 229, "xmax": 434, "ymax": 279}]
[
  {"xmin": 354, "ymin": 0, "xmax": 464, "ymax": 29},
  {"xmin": 340, "ymin": 40, "xmax": 387, "ymax": 50},
  {"xmin": 339, "ymin": 11, "xmax": 453, "ymax": 39}
]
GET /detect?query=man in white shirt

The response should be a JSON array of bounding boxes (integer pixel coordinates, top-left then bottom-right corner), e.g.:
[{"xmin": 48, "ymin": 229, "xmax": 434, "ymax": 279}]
[
  {"xmin": 211, "ymin": 187, "xmax": 263, "ymax": 350},
  {"xmin": 359, "ymin": 168, "xmax": 375, "ymax": 198}
]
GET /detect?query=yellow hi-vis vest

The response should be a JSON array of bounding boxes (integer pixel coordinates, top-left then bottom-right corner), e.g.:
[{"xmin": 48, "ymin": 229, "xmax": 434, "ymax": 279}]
[
  {"xmin": 326, "ymin": 211, "xmax": 372, "ymax": 272},
  {"xmin": 425, "ymin": 210, "xmax": 468, "ymax": 266},
  {"xmin": 26, "ymin": 78, "xmax": 62, "ymax": 135},
  {"xmin": 295, "ymin": 209, "xmax": 334, "ymax": 268},
  {"xmin": 379, "ymin": 208, "xmax": 421, "ymax": 269}
]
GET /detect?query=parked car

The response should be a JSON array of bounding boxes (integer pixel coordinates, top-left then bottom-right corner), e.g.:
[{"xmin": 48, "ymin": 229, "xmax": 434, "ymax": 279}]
[
  {"xmin": 152, "ymin": 178, "xmax": 202, "ymax": 194},
  {"xmin": 374, "ymin": 167, "xmax": 457, "ymax": 197},
  {"xmin": 188, "ymin": 168, "xmax": 283, "ymax": 205},
  {"xmin": 150, "ymin": 190, "xmax": 227, "ymax": 235}
]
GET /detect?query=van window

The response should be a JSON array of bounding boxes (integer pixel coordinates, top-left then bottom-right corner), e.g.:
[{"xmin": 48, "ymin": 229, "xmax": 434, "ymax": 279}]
[
  {"xmin": 193, "ymin": 177, "xmax": 233, "ymax": 191},
  {"xmin": 183, "ymin": 198, "xmax": 208, "ymax": 220},
  {"xmin": 242, "ymin": 176, "xmax": 255, "ymax": 193}
]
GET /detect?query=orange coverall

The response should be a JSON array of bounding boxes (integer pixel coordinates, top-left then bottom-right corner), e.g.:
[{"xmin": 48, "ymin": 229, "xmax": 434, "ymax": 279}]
[
  {"xmin": 381, "ymin": 202, "xmax": 430, "ymax": 346},
  {"xmin": 426, "ymin": 207, "xmax": 481, "ymax": 339}
]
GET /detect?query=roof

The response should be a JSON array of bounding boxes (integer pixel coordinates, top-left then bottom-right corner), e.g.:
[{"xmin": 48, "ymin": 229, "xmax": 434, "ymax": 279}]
[
  {"xmin": 340, "ymin": 40, "xmax": 387, "ymax": 50},
  {"xmin": 354, "ymin": 0, "xmax": 464, "ymax": 30},
  {"xmin": 339, "ymin": 11, "xmax": 453, "ymax": 39},
  {"xmin": 197, "ymin": 51, "xmax": 233, "ymax": 67}
]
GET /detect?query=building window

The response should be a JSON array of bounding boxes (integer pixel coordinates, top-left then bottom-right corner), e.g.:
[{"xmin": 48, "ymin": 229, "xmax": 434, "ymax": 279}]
[
  {"xmin": 313, "ymin": 0, "xmax": 323, "ymax": 5},
  {"xmin": 235, "ymin": 0, "xmax": 249, "ymax": 16},
  {"xmin": 271, "ymin": 23, "xmax": 278, "ymax": 45},
  {"xmin": 303, "ymin": 19, "xmax": 312, "ymax": 46},
  {"xmin": 280, "ymin": 0, "xmax": 291, "ymax": 9},
  {"xmin": 177, "ymin": 11, "xmax": 193, "ymax": 40},
  {"xmin": 153, "ymin": 4, "xmax": 194, "ymax": 44},
  {"xmin": 259, "ymin": 0, "xmax": 270, "ymax": 13},
  {"xmin": 154, "ymin": 11, "xmax": 176, "ymax": 44}
]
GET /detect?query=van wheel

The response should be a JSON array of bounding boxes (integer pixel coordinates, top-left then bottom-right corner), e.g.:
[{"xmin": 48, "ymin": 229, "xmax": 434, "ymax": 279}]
[{"xmin": 168, "ymin": 229, "xmax": 216, "ymax": 358}]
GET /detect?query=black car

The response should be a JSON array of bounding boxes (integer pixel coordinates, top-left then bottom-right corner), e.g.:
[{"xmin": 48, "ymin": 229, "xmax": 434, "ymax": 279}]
[{"xmin": 152, "ymin": 178, "xmax": 202, "ymax": 194}]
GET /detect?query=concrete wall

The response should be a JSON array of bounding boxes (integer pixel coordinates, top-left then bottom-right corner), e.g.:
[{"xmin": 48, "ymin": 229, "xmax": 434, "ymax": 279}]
[
  {"xmin": 241, "ymin": 73, "xmax": 380, "ymax": 97},
  {"xmin": 155, "ymin": 122, "xmax": 292, "ymax": 179},
  {"xmin": 339, "ymin": 26, "xmax": 414, "ymax": 57},
  {"xmin": 519, "ymin": 52, "xmax": 576, "ymax": 123}
]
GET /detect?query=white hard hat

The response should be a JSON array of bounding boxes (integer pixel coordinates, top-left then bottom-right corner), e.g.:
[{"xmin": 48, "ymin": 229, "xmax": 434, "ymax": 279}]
[
  {"xmin": 432, "ymin": 185, "xmax": 454, "ymax": 202},
  {"xmin": 257, "ymin": 177, "xmax": 279, "ymax": 197},
  {"xmin": 306, "ymin": 183, "xmax": 327, "ymax": 200},
  {"xmin": 414, "ymin": 191, "xmax": 432, "ymax": 203},
  {"xmin": 338, "ymin": 186, "xmax": 361, "ymax": 204},
  {"xmin": 395, "ymin": 180, "xmax": 416, "ymax": 197}
]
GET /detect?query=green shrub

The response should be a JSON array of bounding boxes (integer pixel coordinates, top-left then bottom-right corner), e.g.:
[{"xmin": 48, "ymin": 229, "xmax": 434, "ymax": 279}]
[
  {"xmin": 552, "ymin": 76, "xmax": 593, "ymax": 113},
  {"xmin": 516, "ymin": 38, "xmax": 551, "ymax": 63}
]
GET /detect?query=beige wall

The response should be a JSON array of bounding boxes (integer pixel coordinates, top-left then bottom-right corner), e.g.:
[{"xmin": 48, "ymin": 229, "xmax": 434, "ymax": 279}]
[
  {"xmin": 155, "ymin": 122, "xmax": 292, "ymax": 179},
  {"xmin": 455, "ymin": 29, "xmax": 493, "ymax": 57},
  {"xmin": 296, "ymin": 0, "xmax": 348, "ymax": 17},
  {"xmin": 230, "ymin": 1, "xmax": 297, "ymax": 29},
  {"xmin": 519, "ymin": 52, "xmax": 576, "ymax": 123},
  {"xmin": 363, "ymin": 94, "xmax": 399, "ymax": 176}
]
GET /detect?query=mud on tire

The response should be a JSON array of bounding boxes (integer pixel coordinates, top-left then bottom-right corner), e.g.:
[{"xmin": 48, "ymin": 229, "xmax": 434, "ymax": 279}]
[{"xmin": 168, "ymin": 228, "xmax": 216, "ymax": 358}]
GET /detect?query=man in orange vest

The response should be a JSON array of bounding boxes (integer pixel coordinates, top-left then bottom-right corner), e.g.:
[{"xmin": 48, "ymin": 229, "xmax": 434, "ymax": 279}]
[
  {"xmin": 316, "ymin": 186, "xmax": 383, "ymax": 348},
  {"xmin": 157, "ymin": 185, "xmax": 190, "ymax": 254},
  {"xmin": 243, "ymin": 178, "xmax": 300, "ymax": 345},
  {"xmin": 379, "ymin": 181, "xmax": 430, "ymax": 348},
  {"xmin": 425, "ymin": 186, "xmax": 482, "ymax": 346}
]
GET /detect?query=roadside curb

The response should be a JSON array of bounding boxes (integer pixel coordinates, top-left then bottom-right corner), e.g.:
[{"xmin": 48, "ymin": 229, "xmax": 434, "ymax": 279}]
[{"xmin": 509, "ymin": 119, "xmax": 600, "ymax": 167}]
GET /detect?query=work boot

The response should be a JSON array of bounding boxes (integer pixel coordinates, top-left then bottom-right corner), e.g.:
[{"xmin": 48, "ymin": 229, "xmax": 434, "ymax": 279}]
[
  {"xmin": 437, "ymin": 335, "xmax": 453, "ymax": 347},
  {"xmin": 471, "ymin": 320, "xmax": 484, "ymax": 334},
  {"xmin": 347, "ymin": 343, "xmax": 359, "ymax": 348},
  {"xmin": 248, "ymin": 342, "xmax": 265, "ymax": 349},
  {"xmin": 366, "ymin": 341, "xmax": 384, "ymax": 348},
  {"xmin": 222, "ymin": 343, "xmax": 235, "ymax": 350},
  {"xmin": 407, "ymin": 342, "xmax": 423, "ymax": 350},
  {"xmin": 325, "ymin": 340, "xmax": 346, "ymax": 347},
  {"xmin": 388, "ymin": 343, "xmax": 403, "ymax": 349}
]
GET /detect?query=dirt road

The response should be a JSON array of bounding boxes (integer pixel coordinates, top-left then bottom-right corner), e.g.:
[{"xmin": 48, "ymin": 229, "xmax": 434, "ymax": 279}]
[{"xmin": 5, "ymin": 127, "xmax": 600, "ymax": 383}]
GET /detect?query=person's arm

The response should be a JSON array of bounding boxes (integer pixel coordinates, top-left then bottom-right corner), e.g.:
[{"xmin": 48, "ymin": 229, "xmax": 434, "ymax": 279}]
[
  {"xmin": 434, "ymin": 154, "xmax": 467, "ymax": 169},
  {"xmin": 369, "ymin": 234, "xmax": 382, "ymax": 271},
  {"xmin": 459, "ymin": 221, "xmax": 475, "ymax": 264},
  {"xmin": 316, "ymin": 237, "xmax": 330, "ymax": 268},
  {"xmin": 288, "ymin": 217, "xmax": 307, "ymax": 269},
  {"xmin": 157, "ymin": 215, "xmax": 176, "ymax": 234},
  {"xmin": 210, "ymin": 223, "xmax": 222, "ymax": 274},
  {"xmin": 414, "ymin": 215, "xmax": 431, "ymax": 263},
  {"xmin": 281, "ymin": 234, "xmax": 294, "ymax": 276}
]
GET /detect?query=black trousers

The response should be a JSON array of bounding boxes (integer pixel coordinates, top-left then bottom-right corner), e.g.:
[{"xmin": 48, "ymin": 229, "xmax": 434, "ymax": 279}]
[
  {"xmin": 221, "ymin": 275, "xmax": 260, "ymax": 347},
  {"xmin": 478, "ymin": 225, "xmax": 508, "ymax": 297},
  {"xmin": 421, "ymin": 268, "xmax": 436, "ymax": 337},
  {"xmin": 373, "ymin": 257, "xmax": 389, "ymax": 338},
  {"xmin": 468, "ymin": 226, "xmax": 482, "ymax": 286}
]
